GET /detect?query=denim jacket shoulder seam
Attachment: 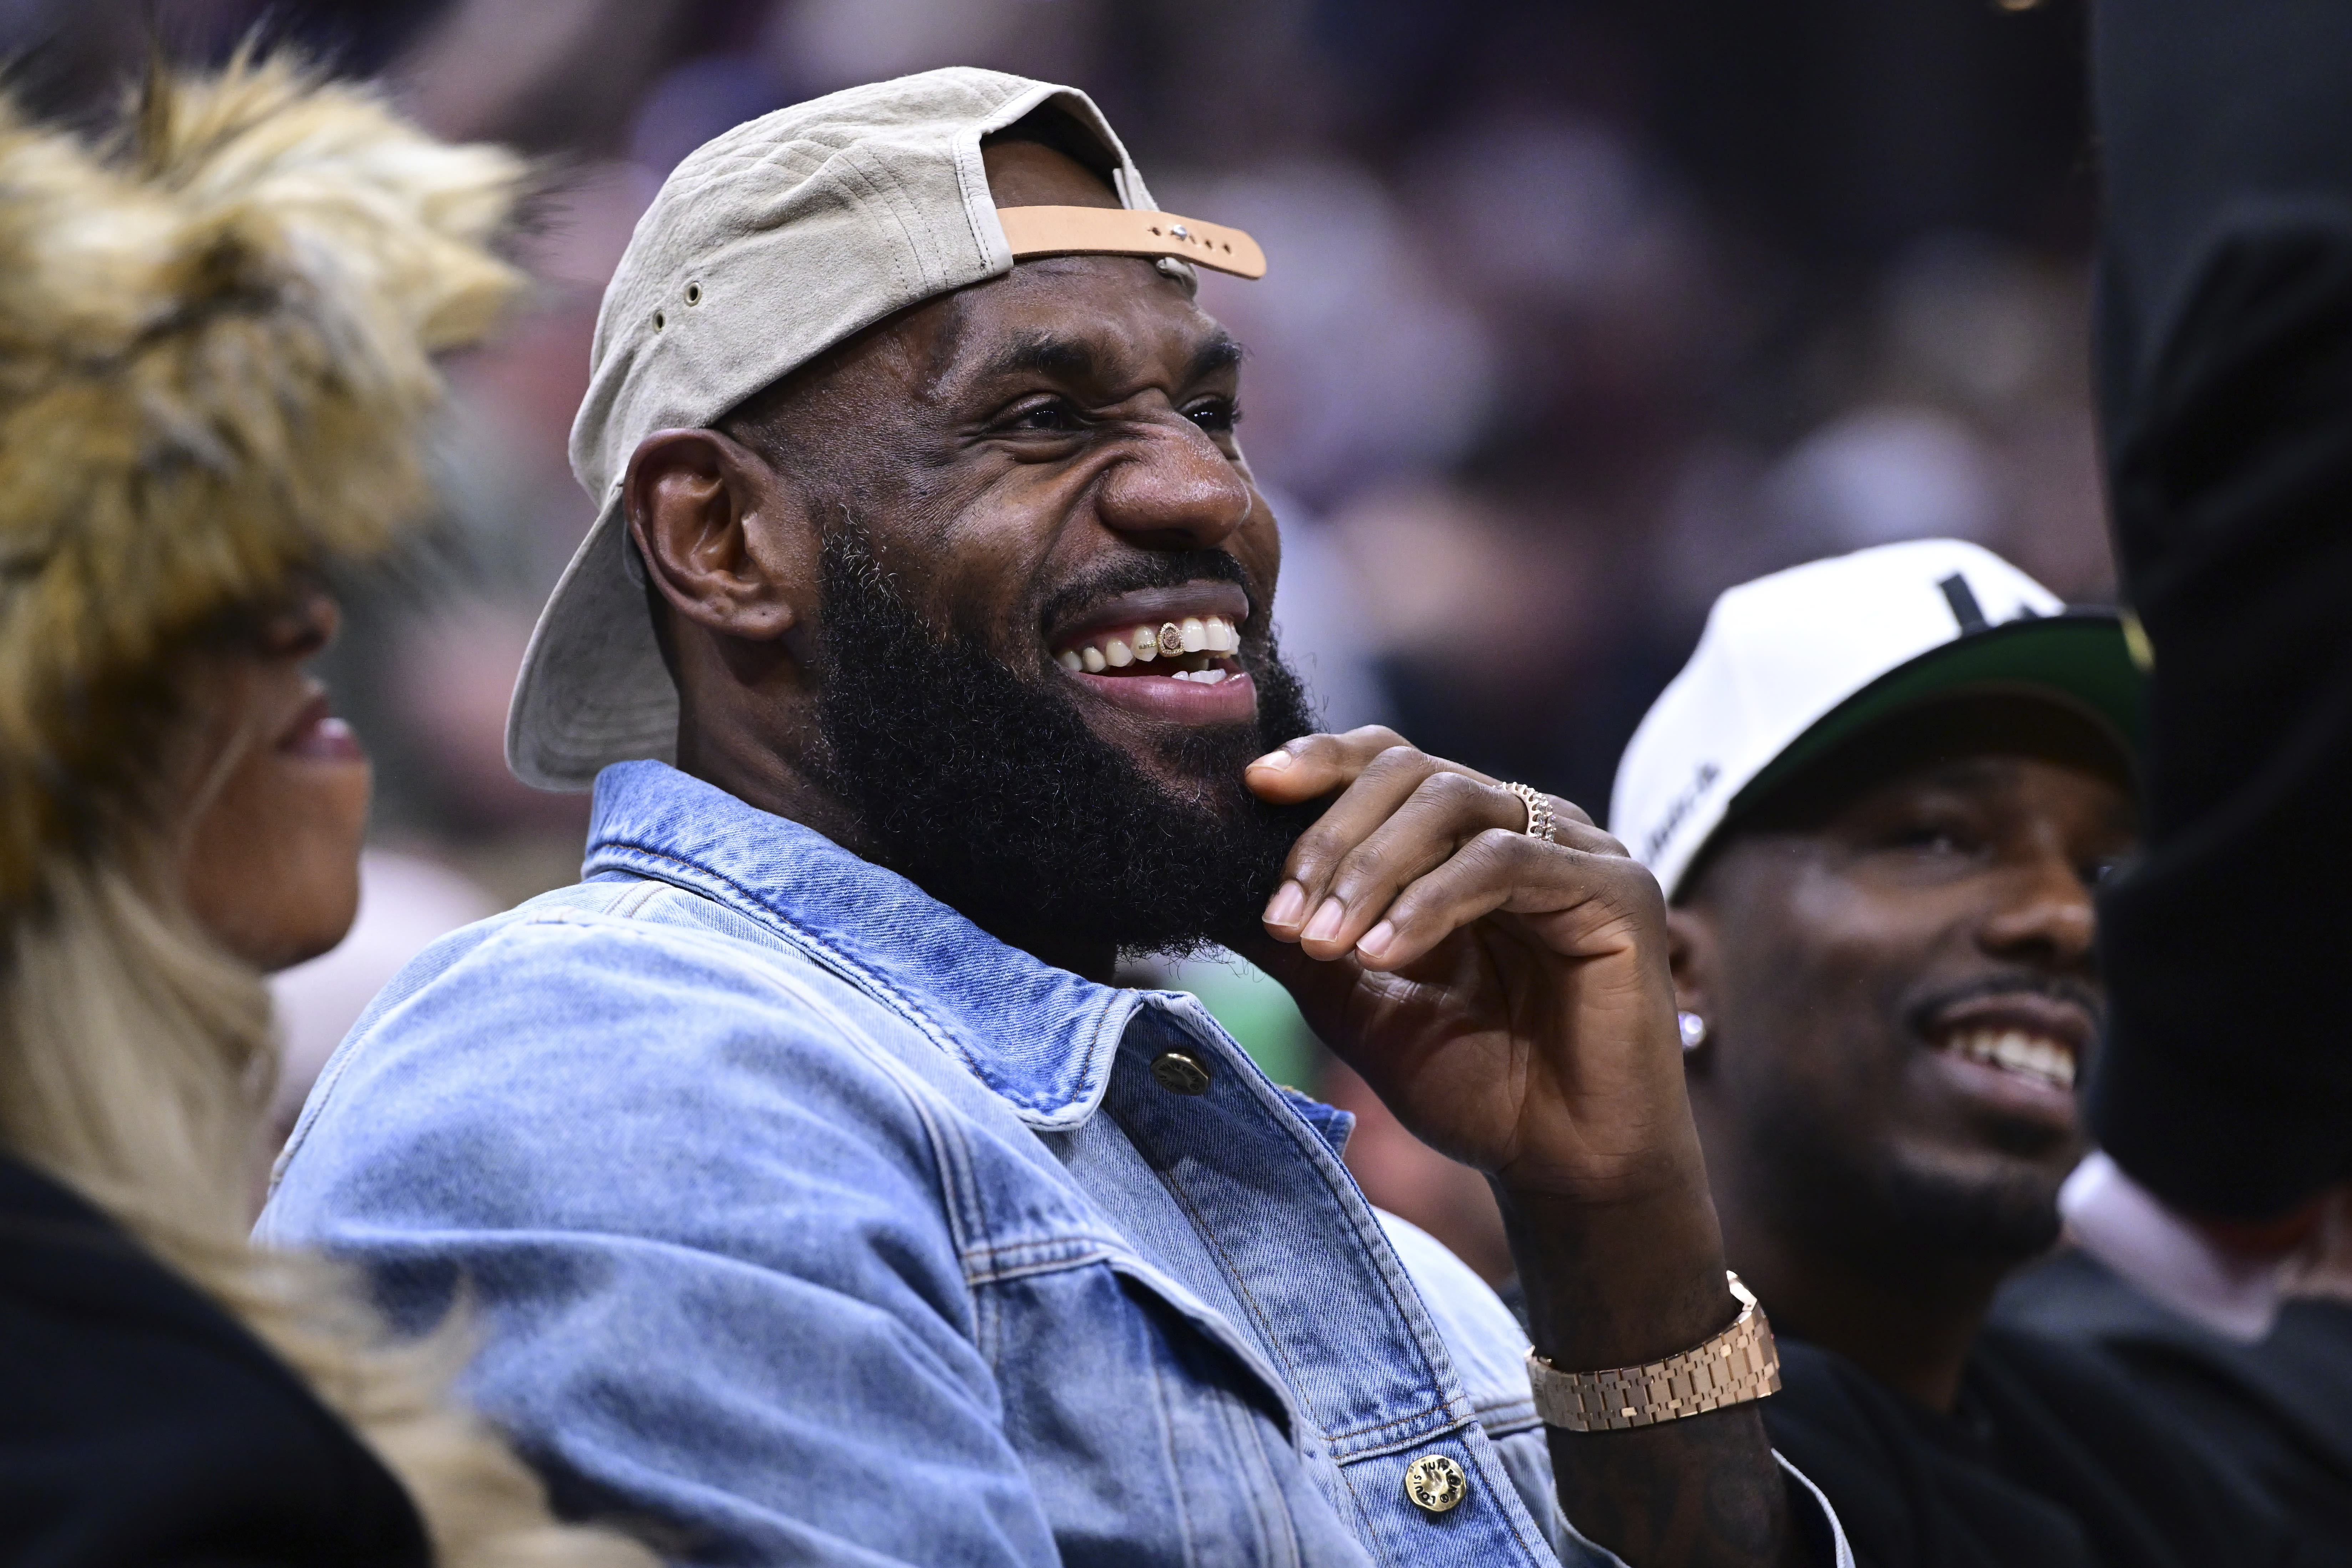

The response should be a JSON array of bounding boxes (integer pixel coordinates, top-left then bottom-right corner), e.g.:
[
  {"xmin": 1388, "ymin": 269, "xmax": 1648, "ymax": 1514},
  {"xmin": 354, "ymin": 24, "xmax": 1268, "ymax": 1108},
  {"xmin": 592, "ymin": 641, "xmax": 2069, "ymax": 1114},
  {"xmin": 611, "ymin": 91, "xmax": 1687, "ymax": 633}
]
[
  {"xmin": 293, "ymin": 905, "xmax": 1001, "ymax": 1279},
  {"xmin": 506, "ymin": 901, "xmax": 1126, "ymax": 1275},
  {"xmin": 593, "ymin": 837, "xmax": 1135, "ymax": 1125},
  {"xmin": 589, "ymin": 839, "xmax": 1004, "ymax": 1093}
]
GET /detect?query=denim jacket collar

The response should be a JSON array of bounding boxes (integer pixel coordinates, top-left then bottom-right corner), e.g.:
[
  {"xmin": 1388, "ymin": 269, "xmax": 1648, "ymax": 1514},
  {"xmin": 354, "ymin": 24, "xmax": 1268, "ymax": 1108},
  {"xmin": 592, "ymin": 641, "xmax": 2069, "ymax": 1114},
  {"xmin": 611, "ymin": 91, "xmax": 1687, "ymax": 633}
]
[{"xmin": 584, "ymin": 760, "xmax": 1143, "ymax": 1131}]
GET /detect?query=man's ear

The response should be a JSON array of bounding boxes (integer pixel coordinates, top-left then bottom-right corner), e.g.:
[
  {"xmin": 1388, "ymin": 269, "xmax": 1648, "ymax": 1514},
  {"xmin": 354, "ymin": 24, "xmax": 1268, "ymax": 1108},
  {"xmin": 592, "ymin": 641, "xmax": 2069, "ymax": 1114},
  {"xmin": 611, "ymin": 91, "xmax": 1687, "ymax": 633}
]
[
  {"xmin": 1667, "ymin": 902, "xmax": 1721, "ymax": 1070},
  {"xmin": 625, "ymin": 427, "xmax": 808, "ymax": 641}
]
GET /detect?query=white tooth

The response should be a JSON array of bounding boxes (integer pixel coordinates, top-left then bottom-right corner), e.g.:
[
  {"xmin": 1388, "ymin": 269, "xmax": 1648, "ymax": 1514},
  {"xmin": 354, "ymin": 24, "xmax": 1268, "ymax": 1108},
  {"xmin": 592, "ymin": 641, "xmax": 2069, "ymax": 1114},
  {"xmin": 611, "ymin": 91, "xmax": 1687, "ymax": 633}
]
[
  {"xmin": 1180, "ymin": 616, "xmax": 1207, "ymax": 653},
  {"xmin": 1080, "ymin": 645, "xmax": 1106, "ymax": 673},
  {"xmin": 1056, "ymin": 650, "xmax": 1083, "ymax": 671},
  {"xmin": 1132, "ymin": 624, "xmax": 1158, "ymax": 661},
  {"xmin": 1105, "ymin": 638, "xmax": 1133, "ymax": 667},
  {"xmin": 1205, "ymin": 616, "xmax": 1234, "ymax": 652},
  {"xmin": 1199, "ymin": 668, "xmax": 1227, "ymax": 684},
  {"xmin": 1171, "ymin": 669, "xmax": 1194, "ymax": 683}
]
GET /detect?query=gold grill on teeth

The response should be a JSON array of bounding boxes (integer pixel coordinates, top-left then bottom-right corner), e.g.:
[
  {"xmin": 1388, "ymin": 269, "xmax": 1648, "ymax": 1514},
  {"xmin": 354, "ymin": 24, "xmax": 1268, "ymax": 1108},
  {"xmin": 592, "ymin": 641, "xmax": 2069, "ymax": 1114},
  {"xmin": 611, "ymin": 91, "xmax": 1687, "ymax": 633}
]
[{"xmin": 1056, "ymin": 613, "xmax": 1239, "ymax": 673}]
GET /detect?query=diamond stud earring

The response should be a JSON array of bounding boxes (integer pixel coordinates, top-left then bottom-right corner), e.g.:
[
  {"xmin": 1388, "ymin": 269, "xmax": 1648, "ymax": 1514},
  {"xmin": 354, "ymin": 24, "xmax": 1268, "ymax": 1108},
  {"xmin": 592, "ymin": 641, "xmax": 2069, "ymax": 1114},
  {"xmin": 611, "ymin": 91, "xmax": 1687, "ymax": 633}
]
[{"xmin": 1677, "ymin": 1012, "xmax": 1708, "ymax": 1051}]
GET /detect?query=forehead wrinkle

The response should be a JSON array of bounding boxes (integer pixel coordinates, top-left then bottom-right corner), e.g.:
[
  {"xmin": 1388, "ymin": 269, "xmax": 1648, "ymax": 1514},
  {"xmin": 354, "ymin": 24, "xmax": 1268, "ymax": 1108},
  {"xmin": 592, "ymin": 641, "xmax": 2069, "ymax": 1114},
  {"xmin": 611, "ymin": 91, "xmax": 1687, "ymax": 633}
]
[{"xmin": 946, "ymin": 315, "xmax": 1245, "ymax": 407}]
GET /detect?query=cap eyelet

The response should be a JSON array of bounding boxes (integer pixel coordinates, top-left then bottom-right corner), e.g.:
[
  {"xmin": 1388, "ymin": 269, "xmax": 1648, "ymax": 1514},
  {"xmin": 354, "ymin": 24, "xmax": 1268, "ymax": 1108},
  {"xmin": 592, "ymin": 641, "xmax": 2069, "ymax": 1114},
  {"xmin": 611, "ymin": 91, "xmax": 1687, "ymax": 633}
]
[
  {"xmin": 683, "ymin": 281, "xmax": 703, "ymax": 306},
  {"xmin": 652, "ymin": 310, "xmax": 665, "ymax": 331}
]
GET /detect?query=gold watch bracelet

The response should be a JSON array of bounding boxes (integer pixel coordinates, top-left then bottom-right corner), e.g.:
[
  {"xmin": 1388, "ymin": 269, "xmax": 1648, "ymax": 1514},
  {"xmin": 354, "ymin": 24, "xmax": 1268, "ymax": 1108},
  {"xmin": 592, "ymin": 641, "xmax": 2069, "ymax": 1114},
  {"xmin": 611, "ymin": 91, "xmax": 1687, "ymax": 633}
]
[{"xmin": 1525, "ymin": 1271, "xmax": 1782, "ymax": 1432}]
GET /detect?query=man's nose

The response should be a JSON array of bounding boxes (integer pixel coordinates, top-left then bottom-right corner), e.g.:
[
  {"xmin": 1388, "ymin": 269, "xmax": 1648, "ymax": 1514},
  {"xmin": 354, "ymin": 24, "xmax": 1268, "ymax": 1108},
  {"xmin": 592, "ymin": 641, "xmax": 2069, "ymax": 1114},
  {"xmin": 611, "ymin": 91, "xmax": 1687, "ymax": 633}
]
[
  {"xmin": 1979, "ymin": 849, "xmax": 2098, "ymax": 969},
  {"xmin": 1091, "ymin": 416, "xmax": 1253, "ymax": 548}
]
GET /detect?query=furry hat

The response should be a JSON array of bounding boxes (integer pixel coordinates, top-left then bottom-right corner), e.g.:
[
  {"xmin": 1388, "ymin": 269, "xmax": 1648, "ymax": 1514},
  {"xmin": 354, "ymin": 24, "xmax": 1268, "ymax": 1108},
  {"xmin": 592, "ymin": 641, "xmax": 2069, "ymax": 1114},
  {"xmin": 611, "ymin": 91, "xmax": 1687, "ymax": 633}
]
[{"xmin": 0, "ymin": 49, "xmax": 523, "ymax": 915}]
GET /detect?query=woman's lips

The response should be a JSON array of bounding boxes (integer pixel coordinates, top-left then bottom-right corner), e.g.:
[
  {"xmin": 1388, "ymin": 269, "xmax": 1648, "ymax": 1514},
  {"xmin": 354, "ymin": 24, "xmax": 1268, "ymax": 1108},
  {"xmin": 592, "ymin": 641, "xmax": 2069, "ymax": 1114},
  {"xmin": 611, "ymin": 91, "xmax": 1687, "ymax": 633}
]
[{"xmin": 279, "ymin": 693, "xmax": 366, "ymax": 762}]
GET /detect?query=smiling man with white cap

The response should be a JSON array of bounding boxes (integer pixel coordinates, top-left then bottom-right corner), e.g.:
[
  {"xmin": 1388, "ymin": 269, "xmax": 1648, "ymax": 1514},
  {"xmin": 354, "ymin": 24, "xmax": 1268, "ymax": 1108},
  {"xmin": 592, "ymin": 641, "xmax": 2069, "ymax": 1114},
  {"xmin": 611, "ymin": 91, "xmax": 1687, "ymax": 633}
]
[
  {"xmin": 262, "ymin": 68, "xmax": 1848, "ymax": 1568},
  {"xmin": 1613, "ymin": 540, "xmax": 2292, "ymax": 1566}
]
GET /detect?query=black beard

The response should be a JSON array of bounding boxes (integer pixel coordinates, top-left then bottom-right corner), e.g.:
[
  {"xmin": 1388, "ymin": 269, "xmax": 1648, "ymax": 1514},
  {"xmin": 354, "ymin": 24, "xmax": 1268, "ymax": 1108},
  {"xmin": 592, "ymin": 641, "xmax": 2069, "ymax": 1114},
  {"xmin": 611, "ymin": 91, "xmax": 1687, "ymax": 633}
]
[
  {"xmin": 807, "ymin": 520, "xmax": 1324, "ymax": 961},
  {"xmin": 1877, "ymin": 1162, "xmax": 2064, "ymax": 1262},
  {"xmin": 1748, "ymin": 1084, "xmax": 2065, "ymax": 1281}
]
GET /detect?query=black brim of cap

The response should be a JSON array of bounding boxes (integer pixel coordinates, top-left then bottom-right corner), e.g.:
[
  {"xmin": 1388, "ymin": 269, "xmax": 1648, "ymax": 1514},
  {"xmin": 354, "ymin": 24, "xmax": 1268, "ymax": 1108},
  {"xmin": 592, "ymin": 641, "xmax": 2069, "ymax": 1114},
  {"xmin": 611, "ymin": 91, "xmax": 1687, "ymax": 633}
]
[{"xmin": 1729, "ymin": 612, "xmax": 2147, "ymax": 821}]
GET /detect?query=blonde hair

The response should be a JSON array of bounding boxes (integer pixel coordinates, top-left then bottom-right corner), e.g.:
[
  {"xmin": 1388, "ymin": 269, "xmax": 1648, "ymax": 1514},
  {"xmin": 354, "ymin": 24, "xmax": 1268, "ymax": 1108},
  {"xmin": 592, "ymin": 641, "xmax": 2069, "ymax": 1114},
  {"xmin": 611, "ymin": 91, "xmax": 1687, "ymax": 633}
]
[{"xmin": 0, "ymin": 829, "xmax": 654, "ymax": 1567}]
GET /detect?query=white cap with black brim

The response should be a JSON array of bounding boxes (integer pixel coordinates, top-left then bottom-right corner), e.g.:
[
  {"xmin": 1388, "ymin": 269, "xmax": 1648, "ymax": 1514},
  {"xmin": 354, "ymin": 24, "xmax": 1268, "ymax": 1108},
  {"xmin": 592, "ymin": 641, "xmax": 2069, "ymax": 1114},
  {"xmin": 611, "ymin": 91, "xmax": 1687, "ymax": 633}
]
[{"xmin": 1609, "ymin": 538, "xmax": 2146, "ymax": 902}]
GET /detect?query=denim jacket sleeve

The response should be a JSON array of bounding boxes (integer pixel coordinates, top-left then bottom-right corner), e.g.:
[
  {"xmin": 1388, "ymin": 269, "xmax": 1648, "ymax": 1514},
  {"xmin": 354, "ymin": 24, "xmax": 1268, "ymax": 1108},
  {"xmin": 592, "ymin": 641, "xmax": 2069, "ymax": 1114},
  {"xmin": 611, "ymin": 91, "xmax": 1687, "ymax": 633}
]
[{"xmin": 262, "ymin": 908, "xmax": 1063, "ymax": 1566}]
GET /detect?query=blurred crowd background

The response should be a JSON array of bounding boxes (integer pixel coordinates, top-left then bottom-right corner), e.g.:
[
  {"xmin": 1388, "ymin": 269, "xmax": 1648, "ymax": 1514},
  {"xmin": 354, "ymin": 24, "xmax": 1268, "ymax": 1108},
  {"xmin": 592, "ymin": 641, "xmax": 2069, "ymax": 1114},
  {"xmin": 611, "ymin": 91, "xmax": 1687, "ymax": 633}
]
[{"xmin": 7, "ymin": 0, "xmax": 2110, "ymax": 1269}]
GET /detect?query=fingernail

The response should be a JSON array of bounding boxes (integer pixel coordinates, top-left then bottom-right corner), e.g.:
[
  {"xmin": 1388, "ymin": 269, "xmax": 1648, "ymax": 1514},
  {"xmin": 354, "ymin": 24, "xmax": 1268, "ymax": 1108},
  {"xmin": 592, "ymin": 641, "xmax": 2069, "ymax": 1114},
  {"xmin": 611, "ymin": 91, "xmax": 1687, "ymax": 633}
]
[
  {"xmin": 1357, "ymin": 920, "xmax": 1395, "ymax": 960},
  {"xmin": 1263, "ymin": 880, "xmax": 1306, "ymax": 927},
  {"xmin": 1303, "ymin": 897, "xmax": 1345, "ymax": 944},
  {"xmin": 1250, "ymin": 749, "xmax": 1294, "ymax": 772}
]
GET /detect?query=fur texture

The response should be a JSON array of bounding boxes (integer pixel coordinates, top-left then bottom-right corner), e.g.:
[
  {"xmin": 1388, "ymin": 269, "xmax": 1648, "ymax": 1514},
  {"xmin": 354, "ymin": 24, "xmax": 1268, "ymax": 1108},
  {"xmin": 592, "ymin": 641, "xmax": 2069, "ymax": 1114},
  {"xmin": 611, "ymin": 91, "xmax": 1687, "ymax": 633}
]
[{"xmin": 0, "ymin": 49, "xmax": 523, "ymax": 912}]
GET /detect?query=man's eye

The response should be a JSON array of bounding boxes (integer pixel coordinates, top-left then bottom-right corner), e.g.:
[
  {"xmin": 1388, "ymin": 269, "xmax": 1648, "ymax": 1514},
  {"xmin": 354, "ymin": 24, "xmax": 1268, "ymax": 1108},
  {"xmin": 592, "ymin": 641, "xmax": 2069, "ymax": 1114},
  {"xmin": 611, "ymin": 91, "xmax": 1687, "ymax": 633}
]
[
  {"xmin": 1185, "ymin": 399, "xmax": 1239, "ymax": 436},
  {"xmin": 1890, "ymin": 825, "xmax": 1972, "ymax": 856},
  {"xmin": 1005, "ymin": 402, "xmax": 1078, "ymax": 433}
]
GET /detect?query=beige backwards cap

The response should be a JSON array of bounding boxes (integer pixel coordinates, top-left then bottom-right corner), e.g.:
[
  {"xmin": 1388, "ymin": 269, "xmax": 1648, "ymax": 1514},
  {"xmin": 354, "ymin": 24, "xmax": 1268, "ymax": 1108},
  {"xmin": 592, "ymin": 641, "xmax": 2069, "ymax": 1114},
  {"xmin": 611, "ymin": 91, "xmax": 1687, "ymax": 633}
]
[{"xmin": 510, "ymin": 67, "xmax": 1267, "ymax": 790}]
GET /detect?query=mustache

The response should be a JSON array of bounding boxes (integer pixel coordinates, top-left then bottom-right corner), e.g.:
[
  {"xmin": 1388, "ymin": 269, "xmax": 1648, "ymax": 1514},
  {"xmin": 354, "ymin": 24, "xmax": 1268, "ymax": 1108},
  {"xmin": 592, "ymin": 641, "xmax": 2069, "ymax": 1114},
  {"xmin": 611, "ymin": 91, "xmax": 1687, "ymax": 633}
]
[
  {"xmin": 1028, "ymin": 550, "xmax": 1261, "ymax": 638},
  {"xmin": 1904, "ymin": 971, "xmax": 2107, "ymax": 1037}
]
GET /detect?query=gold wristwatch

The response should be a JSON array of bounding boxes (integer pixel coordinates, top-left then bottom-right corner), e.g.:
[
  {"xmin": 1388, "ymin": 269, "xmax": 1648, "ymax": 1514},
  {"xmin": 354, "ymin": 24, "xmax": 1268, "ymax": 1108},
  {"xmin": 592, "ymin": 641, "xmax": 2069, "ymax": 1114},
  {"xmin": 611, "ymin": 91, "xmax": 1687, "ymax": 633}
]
[{"xmin": 1526, "ymin": 1271, "xmax": 1781, "ymax": 1432}]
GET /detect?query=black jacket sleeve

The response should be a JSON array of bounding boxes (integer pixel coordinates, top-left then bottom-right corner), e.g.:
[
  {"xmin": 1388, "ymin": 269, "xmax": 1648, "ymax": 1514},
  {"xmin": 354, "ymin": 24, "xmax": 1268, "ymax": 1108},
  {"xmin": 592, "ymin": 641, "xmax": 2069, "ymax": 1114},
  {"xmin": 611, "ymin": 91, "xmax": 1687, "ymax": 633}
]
[{"xmin": 2087, "ymin": 0, "xmax": 2352, "ymax": 1217}]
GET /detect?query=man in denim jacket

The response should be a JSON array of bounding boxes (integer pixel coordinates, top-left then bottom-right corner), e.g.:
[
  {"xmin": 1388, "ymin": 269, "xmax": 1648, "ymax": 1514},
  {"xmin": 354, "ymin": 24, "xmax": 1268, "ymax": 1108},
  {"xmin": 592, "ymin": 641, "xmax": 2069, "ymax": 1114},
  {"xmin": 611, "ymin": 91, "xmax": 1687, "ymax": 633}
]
[{"xmin": 264, "ymin": 70, "xmax": 1846, "ymax": 1568}]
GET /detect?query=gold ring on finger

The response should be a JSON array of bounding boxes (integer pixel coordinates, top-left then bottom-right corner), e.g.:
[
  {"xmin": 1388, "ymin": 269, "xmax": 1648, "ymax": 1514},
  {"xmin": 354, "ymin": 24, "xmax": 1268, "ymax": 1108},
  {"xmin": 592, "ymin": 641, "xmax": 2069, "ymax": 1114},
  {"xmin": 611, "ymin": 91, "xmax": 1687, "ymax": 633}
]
[{"xmin": 1507, "ymin": 782, "xmax": 1557, "ymax": 844}]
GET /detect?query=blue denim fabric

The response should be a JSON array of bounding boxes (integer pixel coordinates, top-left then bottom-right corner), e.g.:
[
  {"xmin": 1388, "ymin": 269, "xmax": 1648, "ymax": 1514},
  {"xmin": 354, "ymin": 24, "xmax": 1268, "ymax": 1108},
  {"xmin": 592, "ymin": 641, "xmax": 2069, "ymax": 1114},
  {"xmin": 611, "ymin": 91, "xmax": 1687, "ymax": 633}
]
[{"xmin": 263, "ymin": 761, "xmax": 1846, "ymax": 1567}]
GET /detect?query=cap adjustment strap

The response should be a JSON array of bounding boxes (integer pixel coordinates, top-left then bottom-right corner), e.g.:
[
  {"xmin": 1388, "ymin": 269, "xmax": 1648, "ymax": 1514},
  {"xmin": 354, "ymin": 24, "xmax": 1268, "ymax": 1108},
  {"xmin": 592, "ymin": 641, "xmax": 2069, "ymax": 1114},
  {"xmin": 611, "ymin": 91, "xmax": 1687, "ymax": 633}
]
[{"xmin": 998, "ymin": 205, "xmax": 1266, "ymax": 279}]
